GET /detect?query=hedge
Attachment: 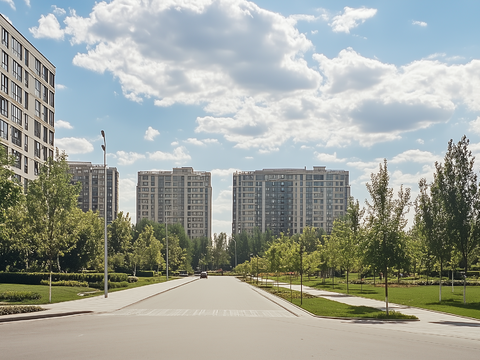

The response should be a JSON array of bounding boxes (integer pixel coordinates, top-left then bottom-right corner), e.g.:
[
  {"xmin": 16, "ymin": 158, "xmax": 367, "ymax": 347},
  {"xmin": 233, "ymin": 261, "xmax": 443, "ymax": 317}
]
[
  {"xmin": 136, "ymin": 271, "xmax": 155, "ymax": 277},
  {"xmin": 0, "ymin": 305, "xmax": 44, "ymax": 316},
  {"xmin": 0, "ymin": 291, "xmax": 42, "ymax": 301},
  {"xmin": 0, "ymin": 272, "xmax": 129, "ymax": 285}
]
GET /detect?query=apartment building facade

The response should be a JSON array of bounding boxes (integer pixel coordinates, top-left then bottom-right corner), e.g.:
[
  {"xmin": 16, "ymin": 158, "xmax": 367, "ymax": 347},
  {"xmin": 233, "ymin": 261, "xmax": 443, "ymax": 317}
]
[
  {"xmin": 136, "ymin": 167, "xmax": 212, "ymax": 239},
  {"xmin": 232, "ymin": 166, "xmax": 350, "ymax": 235},
  {"xmin": 0, "ymin": 15, "xmax": 55, "ymax": 188},
  {"xmin": 68, "ymin": 161, "xmax": 119, "ymax": 225}
]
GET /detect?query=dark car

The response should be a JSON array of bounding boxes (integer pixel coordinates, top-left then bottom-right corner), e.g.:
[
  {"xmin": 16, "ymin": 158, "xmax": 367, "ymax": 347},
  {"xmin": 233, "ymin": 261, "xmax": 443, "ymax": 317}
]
[{"xmin": 200, "ymin": 271, "xmax": 208, "ymax": 279}]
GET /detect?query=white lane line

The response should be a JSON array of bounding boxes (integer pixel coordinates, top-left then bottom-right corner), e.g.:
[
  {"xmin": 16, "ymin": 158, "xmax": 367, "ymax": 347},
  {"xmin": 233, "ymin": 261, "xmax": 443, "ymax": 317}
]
[{"xmin": 107, "ymin": 309, "xmax": 295, "ymax": 318}]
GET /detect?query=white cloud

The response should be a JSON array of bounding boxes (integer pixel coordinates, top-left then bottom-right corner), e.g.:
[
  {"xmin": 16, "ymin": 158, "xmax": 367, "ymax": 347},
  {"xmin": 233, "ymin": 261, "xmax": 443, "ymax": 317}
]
[
  {"xmin": 213, "ymin": 187, "xmax": 232, "ymax": 214},
  {"xmin": 55, "ymin": 137, "xmax": 94, "ymax": 154},
  {"xmin": 416, "ymin": 139, "xmax": 424, "ymax": 145},
  {"xmin": 412, "ymin": 20, "xmax": 427, "ymax": 27},
  {"xmin": 469, "ymin": 116, "xmax": 480, "ymax": 134},
  {"xmin": 29, "ymin": 13, "xmax": 64, "ymax": 40},
  {"xmin": 113, "ymin": 151, "xmax": 145, "ymax": 165},
  {"xmin": 119, "ymin": 178, "xmax": 136, "ymax": 207},
  {"xmin": 311, "ymin": 30, "xmax": 318, "ymax": 35},
  {"xmin": 24, "ymin": 0, "xmax": 30, "ymax": 7},
  {"xmin": 144, "ymin": 126, "xmax": 160, "ymax": 141},
  {"xmin": 245, "ymin": 156, "xmax": 253, "ymax": 160},
  {"xmin": 289, "ymin": 14, "xmax": 318, "ymax": 22},
  {"xmin": 390, "ymin": 149, "xmax": 442, "ymax": 164},
  {"xmin": 148, "ymin": 146, "xmax": 191, "ymax": 162},
  {"xmin": 171, "ymin": 141, "xmax": 179, "ymax": 146},
  {"xmin": 52, "ymin": 5, "xmax": 66, "ymax": 16},
  {"xmin": 211, "ymin": 168, "xmax": 240, "ymax": 177},
  {"xmin": 329, "ymin": 7, "xmax": 377, "ymax": 33},
  {"xmin": 315, "ymin": 152, "xmax": 346, "ymax": 163},
  {"xmin": 1, "ymin": 0, "xmax": 15, "ymax": 10},
  {"xmin": 56, "ymin": 120, "xmax": 73, "ymax": 129},
  {"xmin": 185, "ymin": 137, "xmax": 219, "ymax": 146},
  {"xmin": 56, "ymin": 84, "xmax": 67, "ymax": 90}
]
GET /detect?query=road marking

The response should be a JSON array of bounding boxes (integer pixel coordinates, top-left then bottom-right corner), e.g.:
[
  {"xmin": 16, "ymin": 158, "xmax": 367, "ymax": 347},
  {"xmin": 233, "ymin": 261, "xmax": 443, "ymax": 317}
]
[{"xmin": 106, "ymin": 309, "xmax": 295, "ymax": 318}]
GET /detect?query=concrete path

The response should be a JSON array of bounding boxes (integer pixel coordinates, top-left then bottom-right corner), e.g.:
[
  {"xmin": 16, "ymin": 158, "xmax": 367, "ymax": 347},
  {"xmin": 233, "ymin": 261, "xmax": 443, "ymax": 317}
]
[
  {"xmin": 254, "ymin": 277, "xmax": 480, "ymax": 341},
  {"xmin": 0, "ymin": 276, "xmax": 197, "ymax": 323}
]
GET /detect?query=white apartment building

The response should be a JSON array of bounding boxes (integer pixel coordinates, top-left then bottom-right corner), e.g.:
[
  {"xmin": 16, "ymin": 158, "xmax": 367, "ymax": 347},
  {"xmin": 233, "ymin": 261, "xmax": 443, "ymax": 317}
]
[
  {"xmin": 136, "ymin": 167, "xmax": 212, "ymax": 239},
  {"xmin": 232, "ymin": 166, "xmax": 350, "ymax": 235},
  {"xmin": 1, "ymin": 15, "xmax": 55, "ymax": 188},
  {"xmin": 68, "ymin": 161, "xmax": 119, "ymax": 225}
]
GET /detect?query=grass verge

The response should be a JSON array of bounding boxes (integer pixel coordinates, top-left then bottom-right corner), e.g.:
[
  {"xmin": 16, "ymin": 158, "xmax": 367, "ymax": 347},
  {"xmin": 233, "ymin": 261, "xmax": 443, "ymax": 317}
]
[{"xmin": 257, "ymin": 284, "xmax": 417, "ymax": 320}]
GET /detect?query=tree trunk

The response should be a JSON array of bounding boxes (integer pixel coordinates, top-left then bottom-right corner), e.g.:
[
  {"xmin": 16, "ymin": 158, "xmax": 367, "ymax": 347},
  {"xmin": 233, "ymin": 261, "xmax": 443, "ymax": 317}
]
[{"xmin": 346, "ymin": 269, "xmax": 349, "ymax": 294}]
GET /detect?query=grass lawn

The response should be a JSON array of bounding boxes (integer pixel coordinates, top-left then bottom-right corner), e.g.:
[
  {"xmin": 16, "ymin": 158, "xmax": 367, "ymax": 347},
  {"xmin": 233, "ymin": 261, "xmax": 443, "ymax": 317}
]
[
  {"xmin": 259, "ymin": 285, "xmax": 416, "ymax": 320},
  {"xmin": 0, "ymin": 276, "xmax": 172, "ymax": 305},
  {"xmin": 273, "ymin": 275, "xmax": 480, "ymax": 320}
]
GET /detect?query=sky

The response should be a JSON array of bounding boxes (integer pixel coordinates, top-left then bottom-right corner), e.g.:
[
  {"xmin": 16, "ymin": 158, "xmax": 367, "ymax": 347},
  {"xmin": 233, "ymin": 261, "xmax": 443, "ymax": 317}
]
[{"xmin": 2, "ymin": 0, "xmax": 480, "ymax": 235}]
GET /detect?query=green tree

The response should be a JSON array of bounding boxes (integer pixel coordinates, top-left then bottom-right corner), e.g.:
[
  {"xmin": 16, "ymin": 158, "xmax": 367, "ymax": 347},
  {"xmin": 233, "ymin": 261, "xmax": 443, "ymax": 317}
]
[
  {"xmin": 365, "ymin": 159, "xmax": 411, "ymax": 314},
  {"xmin": 0, "ymin": 145, "xmax": 23, "ymax": 236},
  {"xmin": 108, "ymin": 211, "xmax": 133, "ymax": 255},
  {"xmin": 137, "ymin": 224, "xmax": 164, "ymax": 271},
  {"xmin": 434, "ymin": 136, "xmax": 480, "ymax": 303},
  {"xmin": 25, "ymin": 150, "xmax": 81, "ymax": 302},
  {"xmin": 212, "ymin": 232, "xmax": 229, "ymax": 269}
]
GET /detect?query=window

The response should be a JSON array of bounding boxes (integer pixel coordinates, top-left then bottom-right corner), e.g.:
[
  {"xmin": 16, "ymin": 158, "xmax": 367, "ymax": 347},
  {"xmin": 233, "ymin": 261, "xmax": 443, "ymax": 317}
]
[
  {"xmin": 24, "ymin": 134, "xmax": 28, "ymax": 151},
  {"xmin": 34, "ymin": 161, "xmax": 39, "ymax": 175},
  {"xmin": 0, "ymin": 119, "xmax": 7, "ymax": 140},
  {"xmin": 24, "ymin": 156, "xmax": 28, "ymax": 174},
  {"xmin": 12, "ymin": 150, "xmax": 21, "ymax": 169},
  {"xmin": 0, "ymin": 96, "xmax": 7, "ymax": 117},
  {"xmin": 1, "ymin": 73, "xmax": 7, "ymax": 93},
  {"xmin": 49, "ymin": 130, "xmax": 54, "ymax": 145},
  {"xmin": 34, "ymin": 120, "xmax": 41, "ymax": 138},
  {"xmin": 42, "ymin": 66, "xmax": 48, "ymax": 82},
  {"xmin": 49, "ymin": 91, "xmax": 54, "ymax": 107},
  {"xmin": 24, "ymin": 114, "xmax": 28, "ymax": 130},
  {"xmin": 1, "ymin": 28, "xmax": 8, "ymax": 48},
  {"xmin": 34, "ymin": 140, "xmax": 41, "ymax": 158},
  {"xmin": 35, "ymin": 79, "xmax": 41, "ymax": 98},
  {"xmin": 42, "ymin": 105, "xmax": 48, "ymax": 122},
  {"xmin": 35, "ymin": 100, "xmax": 40, "ymax": 117},
  {"xmin": 24, "ymin": 49, "xmax": 29, "ymax": 66},
  {"xmin": 43, "ymin": 145, "xmax": 47, "ymax": 161},
  {"xmin": 49, "ymin": 72, "xmax": 54, "ymax": 87},
  {"xmin": 11, "ymin": 126, "xmax": 21, "ymax": 147},
  {"xmin": 11, "ymin": 81, "xmax": 21, "ymax": 103},
  {"xmin": 49, "ymin": 110, "xmax": 54, "ymax": 126},
  {"xmin": 11, "ymin": 104, "xmax": 22, "ymax": 125},
  {"xmin": 11, "ymin": 38, "xmax": 22, "ymax": 60},
  {"xmin": 12, "ymin": 61, "xmax": 22, "ymax": 81},
  {"xmin": 2, "ymin": 51, "xmax": 8, "ymax": 71},
  {"xmin": 43, "ymin": 85, "xmax": 48, "ymax": 103},
  {"xmin": 24, "ymin": 71, "xmax": 29, "ymax": 87},
  {"xmin": 43, "ymin": 126, "xmax": 47, "ymax": 143},
  {"xmin": 35, "ymin": 58, "xmax": 41, "ymax": 76},
  {"xmin": 24, "ymin": 92, "xmax": 28, "ymax": 109}
]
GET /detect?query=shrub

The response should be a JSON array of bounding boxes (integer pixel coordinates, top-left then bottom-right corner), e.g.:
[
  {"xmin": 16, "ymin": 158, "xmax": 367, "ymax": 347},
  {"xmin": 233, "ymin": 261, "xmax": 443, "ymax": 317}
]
[
  {"xmin": 0, "ymin": 291, "xmax": 42, "ymax": 301},
  {"xmin": 127, "ymin": 276, "xmax": 138, "ymax": 283},
  {"xmin": 0, "ymin": 272, "xmax": 129, "ymax": 285},
  {"xmin": 0, "ymin": 305, "xmax": 44, "ymax": 316},
  {"xmin": 136, "ymin": 271, "xmax": 155, "ymax": 277},
  {"xmin": 88, "ymin": 281, "xmax": 129, "ymax": 290},
  {"xmin": 39, "ymin": 280, "xmax": 88, "ymax": 287}
]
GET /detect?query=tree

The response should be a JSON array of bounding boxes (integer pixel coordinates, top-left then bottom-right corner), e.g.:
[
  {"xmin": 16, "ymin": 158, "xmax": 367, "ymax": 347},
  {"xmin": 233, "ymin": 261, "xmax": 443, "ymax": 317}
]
[
  {"xmin": 434, "ymin": 136, "xmax": 480, "ymax": 303},
  {"xmin": 25, "ymin": 150, "xmax": 81, "ymax": 302},
  {"xmin": 365, "ymin": 159, "xmax": 410, "ymax": 314},
  {"xmin": 108, "ymin": 211, "xmax": 133, "ymax": 255},
  {"xmin": 212, "ymin": 232, "xmax": 229, "ymax": 269},
  {"xmin": 416, "ymin": 178, "xmax": 451, "ymax": 301},
  {"xmin": 138, "ymin": 224, "xmax": 164, "ymax": 271},
  {"xmin": 0, "ymin": 145, "xmax": 23, "ymax": 232},
  {"xmin": 330, "ymin": 218, "xmax": 357, "ymax": 293}
]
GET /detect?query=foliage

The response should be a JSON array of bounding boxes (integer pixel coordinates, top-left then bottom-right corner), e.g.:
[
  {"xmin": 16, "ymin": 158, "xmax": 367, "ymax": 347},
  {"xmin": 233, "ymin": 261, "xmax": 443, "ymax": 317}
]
[
  {"xmin": 0, "ymin": 291, "xmax": 41, "ymax": 301},
  {"xmin": 0, "ymin": 272, "xmax": 128, "ymax": 284},
  {"xmin": 0, "ymin": 305, "xmax": 44, "ymax": 316},
  {"xmin": 39, "ymin": 280, "xmax": 88, "ymax": 287}
]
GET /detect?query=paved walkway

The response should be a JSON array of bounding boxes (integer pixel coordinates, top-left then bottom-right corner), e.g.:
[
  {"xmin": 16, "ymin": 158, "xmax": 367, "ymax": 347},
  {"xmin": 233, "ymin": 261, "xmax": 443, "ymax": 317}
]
[
  {"xmin": 253, "ymin": 277, "xmax": 480, "ymax": 341},
  {"xmin": 0, "ymin": 277, "xmax": 197, "ymax": 323}
]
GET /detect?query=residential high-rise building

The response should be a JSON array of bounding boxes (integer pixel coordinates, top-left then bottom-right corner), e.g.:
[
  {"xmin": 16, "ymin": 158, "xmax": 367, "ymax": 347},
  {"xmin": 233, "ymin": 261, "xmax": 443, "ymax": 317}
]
[
  {"xmin": 232, "ymin": 166, "xmax": 350, "ymax": 235},
  {"xmin": 136, "ymin": 167, "xmax": 212, "ymax": 239},
  {"xmin": 68, "ymin": 161, "xmax": 119, "ymax": 225},
  {"xmin": 0, "ymin": 15, "xmax": 55, "ymax": 189}
]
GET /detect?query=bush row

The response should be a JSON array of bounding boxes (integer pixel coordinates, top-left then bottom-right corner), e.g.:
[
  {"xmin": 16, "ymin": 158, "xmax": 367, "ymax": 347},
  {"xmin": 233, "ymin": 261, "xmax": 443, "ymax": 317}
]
[
  {"xmin": 0, "ymin": 291, "xmax": 42, "ymax": 301},
  {"xmin": 89, "ymin": 281, "xmax": 129, "ymax": 290},
  {"xmin": 0, "ymin": 272, "xmax": 129, "ymax": 285},
  {"xmin": 0, "ymin": 305, "xmax": 44, "ymax": 316},
  {"xmin": 39, "ymin": 280, "xmax": 89, "ymax": 287}
]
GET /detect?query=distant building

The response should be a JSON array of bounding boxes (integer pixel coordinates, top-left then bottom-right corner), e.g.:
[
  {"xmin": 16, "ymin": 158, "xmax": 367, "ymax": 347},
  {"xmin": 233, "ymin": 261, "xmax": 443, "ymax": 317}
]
[
  {"xmin": 136, "ymin": 167, "xmax": 212, "ymax": 239},
  {"xmin": 0, "ymin": 14, "xmax": 56, "ymax": 189},
  {"xmin": 232, "ymin": 166, "xmax": 350, "ymax": 235},
  {"xmin": 68, "ymin": 161, "xmax": 119, "ymax": 224}
]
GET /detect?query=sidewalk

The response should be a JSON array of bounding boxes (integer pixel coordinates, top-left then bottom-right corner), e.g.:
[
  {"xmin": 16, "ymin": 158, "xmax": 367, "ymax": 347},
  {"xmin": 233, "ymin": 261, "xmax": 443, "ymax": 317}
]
[
  {"xmin": 253, "ymin": 277, "xmax": 480, "ymax": 341},
  {"xmin": 0, "ymin": 277, "xmax": 197, "ymax": 323}
]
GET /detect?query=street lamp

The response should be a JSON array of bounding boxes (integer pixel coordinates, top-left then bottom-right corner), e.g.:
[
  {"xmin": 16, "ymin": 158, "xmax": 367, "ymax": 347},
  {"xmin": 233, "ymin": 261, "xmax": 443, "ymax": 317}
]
[
  {"xmin": 101, "ymin": 130, "xmax": 108, "ymax": 298},
  {"xmin": 165, "ymin": 208, "xmax": 169, "ymax": 281}
]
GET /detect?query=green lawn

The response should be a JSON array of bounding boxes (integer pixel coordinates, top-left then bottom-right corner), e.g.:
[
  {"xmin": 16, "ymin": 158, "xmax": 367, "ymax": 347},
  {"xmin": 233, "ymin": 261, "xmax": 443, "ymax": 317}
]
[
  {"xmin": 260, "ymin": 285, "xmax": 416, "ymax": 319},
  {"xmin": 273, "ymin": 275, "xmax": 480, "ymax": 320},
  {"xmin": 0, "ymin": 276, "xmax": 171, "ymax": 305}
]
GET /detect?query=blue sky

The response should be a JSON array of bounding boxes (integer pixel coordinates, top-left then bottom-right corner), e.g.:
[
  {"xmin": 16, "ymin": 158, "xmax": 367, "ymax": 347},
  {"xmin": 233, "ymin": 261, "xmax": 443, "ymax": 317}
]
[{"xmin": 2, "ymin": 0, "xmax": 480, "ymax": 235}]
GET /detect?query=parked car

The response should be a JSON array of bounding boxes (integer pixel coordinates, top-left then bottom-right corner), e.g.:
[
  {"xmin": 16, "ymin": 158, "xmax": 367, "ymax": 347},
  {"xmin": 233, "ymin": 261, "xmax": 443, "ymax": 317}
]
[
  {"xmin": 200, "ymin": 271, "xmax": 208, "ymax": 279},
  {"xmin": 179, "ymin": 270, "xmax": 188, "ymax": 277}
]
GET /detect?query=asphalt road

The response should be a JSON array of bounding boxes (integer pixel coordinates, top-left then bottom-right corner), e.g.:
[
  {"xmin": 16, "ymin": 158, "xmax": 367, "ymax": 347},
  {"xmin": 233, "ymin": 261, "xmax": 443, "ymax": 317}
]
[{"xmin": 1, "ymin": 277, "xmax": 479, "ymax": 359}]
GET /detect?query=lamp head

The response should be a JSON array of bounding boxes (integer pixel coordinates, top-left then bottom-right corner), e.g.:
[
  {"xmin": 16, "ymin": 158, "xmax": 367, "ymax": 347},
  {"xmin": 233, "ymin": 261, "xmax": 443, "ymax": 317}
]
[
  {"xmin": 101, "ymin": 130, "xmax": 105, "ymax": 138},
  {"xmin": 101, "ymin": 145, "xmax": 106, "ymax": 151}
]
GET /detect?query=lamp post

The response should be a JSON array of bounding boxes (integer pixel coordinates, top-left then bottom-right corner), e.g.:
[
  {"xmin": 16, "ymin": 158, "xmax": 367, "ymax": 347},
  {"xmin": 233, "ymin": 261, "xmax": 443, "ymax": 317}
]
[
  {"xmin": 165, "ymin": 210, "xmax": 169, "ymax": 281},
  {"xmin": 101, "ymin": 130, "xmax": 108, "ymax": 298}
]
